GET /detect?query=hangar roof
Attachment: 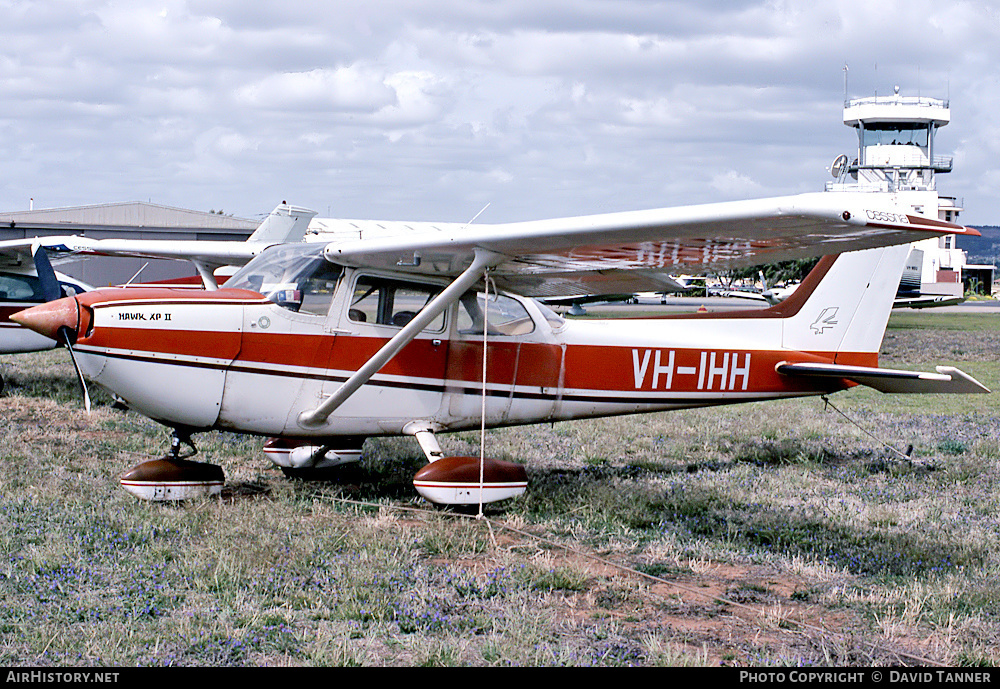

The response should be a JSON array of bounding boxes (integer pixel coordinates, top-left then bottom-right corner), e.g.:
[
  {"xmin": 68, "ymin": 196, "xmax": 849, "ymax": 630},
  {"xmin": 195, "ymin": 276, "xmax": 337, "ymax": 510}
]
[{"xmin": 0, "ymin": 202, "xmax": 258, "ymax": 234}]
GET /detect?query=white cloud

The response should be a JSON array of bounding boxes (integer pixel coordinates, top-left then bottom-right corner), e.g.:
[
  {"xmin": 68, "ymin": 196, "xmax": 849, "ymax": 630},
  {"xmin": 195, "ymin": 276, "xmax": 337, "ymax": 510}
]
[
  {"xmin": 236, "ymin": 66, "xmax": 397, "ymax": 113},
  {"xmin": 374, "ymin": 71, "xmax": 449, "ymax": 126},
  {"xmin": 0, "ymin": 0, "xmax": 996, "ymax": 223},
  {"xmin": 710, "ymin": 169, "xmax": 764, "ymax": 197}
]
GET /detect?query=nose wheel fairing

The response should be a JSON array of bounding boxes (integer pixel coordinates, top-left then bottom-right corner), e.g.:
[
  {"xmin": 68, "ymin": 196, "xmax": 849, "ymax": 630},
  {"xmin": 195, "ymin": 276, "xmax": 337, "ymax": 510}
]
[
  {"xmin": 119, "ymin": 456, "xmax": 224, "ymax": 501},
  {"xmin": 119, "ymin": 431, "xmax": 224, "ymax": 501}
]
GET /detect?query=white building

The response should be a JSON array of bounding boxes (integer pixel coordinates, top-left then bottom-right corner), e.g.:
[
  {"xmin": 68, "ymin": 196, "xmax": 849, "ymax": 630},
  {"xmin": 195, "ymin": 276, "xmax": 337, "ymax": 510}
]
[{"xmin": 826, "ymin": 87, "xmax": 992, "ymax": 300}]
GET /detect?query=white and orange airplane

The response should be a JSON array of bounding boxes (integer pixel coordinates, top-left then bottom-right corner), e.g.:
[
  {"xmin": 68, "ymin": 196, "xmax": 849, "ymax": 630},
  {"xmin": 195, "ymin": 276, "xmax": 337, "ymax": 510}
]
[{"xmin": 10, "ymin": 191, "xmax": 990, "ymax": 504}]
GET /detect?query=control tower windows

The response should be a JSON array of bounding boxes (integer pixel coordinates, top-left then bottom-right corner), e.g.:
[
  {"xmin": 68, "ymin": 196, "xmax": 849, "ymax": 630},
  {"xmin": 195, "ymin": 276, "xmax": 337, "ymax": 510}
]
[{"xmin": 861, "ymin": 123, "xmax": 929, "ymax": 148}]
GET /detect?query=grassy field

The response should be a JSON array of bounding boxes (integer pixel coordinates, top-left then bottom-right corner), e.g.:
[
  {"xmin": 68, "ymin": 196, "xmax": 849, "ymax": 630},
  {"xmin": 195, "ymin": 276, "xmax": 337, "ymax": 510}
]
[{"xmin": 1, "ymin": 310, "xmax": 1000, "ymax": 667}]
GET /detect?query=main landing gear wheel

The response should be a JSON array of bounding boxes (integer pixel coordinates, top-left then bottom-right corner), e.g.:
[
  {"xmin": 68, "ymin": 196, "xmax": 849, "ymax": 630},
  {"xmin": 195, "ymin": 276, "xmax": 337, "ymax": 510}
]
[
  {"xmin": 119, "ymin": 430, "xmax": 224, "ymax": 501},
  {"xmin": 404, "ymin": 425, "xmax": 528, "ymax": 506},
  {"xmin": 412, "ymin": 456, "xmax": 527, "ymax": 506}
]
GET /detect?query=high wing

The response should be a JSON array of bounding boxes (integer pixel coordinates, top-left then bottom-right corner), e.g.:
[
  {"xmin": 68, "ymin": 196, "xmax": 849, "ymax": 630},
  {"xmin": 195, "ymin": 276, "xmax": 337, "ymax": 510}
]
[
  {"xmin": 319, "ymin": 192, "xmax": 978, "ymax": 298},
  {"xmin": 0, "ymin": 203, "xmax": 317, "ymax": 287}
]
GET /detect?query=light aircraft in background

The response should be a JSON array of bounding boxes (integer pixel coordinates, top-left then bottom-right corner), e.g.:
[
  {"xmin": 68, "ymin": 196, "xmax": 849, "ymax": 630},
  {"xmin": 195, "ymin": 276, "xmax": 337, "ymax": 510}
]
[
  {"xmin": 545, "ymin": 276, "xmax": 697, "ymax": 314},
  {"xmin": 893, "ymin": 293, "xmax": 966, "ymax": 309},
  {"xmin": 711, "ymin": 271, "xmax": 801, "ymax": 306},
  {"xmin": 754, "ymin": 250, "xmax": 969, "ymax": 309},
  {"xmin": 0, "ymin": 203, "xmax": 316, "ymax": 394},
  {"xmin": 892, "ymin": 247, "xmax": 967, "ymax": 309},
  {"xmin": 760, "ymin": 270, "xmax": 801, "ymax": 306},
  {"xmin": 12, "ymin": 192, "xmax": 989, "ymax": 505},
  {"xmin": 0, "ymin": 246, "xmax": 91, "ymax": 361}
]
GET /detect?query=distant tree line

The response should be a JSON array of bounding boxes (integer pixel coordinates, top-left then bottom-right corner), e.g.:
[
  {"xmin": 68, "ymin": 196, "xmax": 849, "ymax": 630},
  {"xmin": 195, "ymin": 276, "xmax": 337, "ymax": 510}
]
[
  {"xmin": 718, "ymin": 258, "xmax": 820, "ymax": 289},
  {"xmin": 961, "ymin": 226, "xmax": 1000, "ymax": 265}
]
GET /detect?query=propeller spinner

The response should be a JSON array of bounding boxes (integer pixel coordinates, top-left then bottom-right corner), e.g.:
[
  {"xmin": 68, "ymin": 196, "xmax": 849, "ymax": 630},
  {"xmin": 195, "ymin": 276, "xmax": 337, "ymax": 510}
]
[{"xmin": 11, "ymin": 294, "xmax": 92, "ymax": 412}]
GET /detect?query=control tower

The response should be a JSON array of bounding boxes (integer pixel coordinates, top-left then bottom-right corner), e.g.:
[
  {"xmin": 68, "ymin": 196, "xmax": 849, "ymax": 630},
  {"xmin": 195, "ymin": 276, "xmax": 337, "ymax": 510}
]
[{"xmin": 827, "ymin": 87, "xmax": 988, "ymax": 302}]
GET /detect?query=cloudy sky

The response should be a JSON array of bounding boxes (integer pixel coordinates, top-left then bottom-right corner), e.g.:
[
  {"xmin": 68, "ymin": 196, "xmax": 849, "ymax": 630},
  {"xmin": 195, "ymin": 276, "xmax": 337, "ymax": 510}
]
[{"xmin": 2, "ymin": 0, "xmax": 999, "ymax": 225}]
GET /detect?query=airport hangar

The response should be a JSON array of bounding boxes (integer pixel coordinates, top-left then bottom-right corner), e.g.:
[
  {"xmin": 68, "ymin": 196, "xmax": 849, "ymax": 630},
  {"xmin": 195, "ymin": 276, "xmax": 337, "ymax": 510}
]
[{"xmin": 0, "ymin": 202, "xmax": 260, "ymax": 287}]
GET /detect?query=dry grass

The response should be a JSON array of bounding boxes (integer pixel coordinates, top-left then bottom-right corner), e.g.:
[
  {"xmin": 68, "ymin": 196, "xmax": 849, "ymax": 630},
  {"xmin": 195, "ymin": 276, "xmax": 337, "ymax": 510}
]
[{"xmin": 2, "ymin": 312, "xmax": 1000, "ymax": 666}]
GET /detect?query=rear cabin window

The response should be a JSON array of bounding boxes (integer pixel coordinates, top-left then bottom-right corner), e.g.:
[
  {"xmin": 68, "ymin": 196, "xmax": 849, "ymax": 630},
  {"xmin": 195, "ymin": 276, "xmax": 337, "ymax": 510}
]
[
  {"xmin": 349, "ymin": 276, "xmax": 445, "ymax": 331},
  {"xmin": 457, "ymin": 292, "xmax": 535, "ymax": 336}
]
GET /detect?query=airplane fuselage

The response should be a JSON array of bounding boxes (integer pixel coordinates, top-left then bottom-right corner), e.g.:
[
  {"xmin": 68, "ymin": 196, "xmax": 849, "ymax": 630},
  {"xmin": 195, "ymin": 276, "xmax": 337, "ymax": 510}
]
[
  {"xmin": 1, "ymin": 303, "xmax": 58, "ymax": 353},
  {"xmin": 61, "ymin": 261, "xmax": 860, "ymax": 440}
]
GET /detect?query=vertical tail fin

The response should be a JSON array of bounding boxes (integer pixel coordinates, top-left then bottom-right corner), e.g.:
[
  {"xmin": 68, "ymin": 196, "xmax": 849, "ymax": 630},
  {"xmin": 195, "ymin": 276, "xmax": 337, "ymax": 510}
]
[
  {"xmin": 247, "ymin": 203, "xmax": 318, "ymax": 244},
  {"xmin": 780, "ymin": 244, "xmax": 910, "ymax": 361}
]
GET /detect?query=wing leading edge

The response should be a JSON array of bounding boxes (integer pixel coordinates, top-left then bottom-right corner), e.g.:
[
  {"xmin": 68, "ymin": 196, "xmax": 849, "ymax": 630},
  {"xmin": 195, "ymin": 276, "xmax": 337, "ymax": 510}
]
[
  {"xmin": 0, "ymin": 203, "xmax": 317, "ymax": 274},
  {"xmin": 321, "ymin": 192, "xmax": 978, "ymax": 298}
]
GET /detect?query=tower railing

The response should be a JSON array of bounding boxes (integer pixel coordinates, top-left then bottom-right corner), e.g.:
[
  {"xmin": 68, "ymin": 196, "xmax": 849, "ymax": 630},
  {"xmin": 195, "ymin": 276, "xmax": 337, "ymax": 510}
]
[{"xmin": 845, "ymin": 95, "xmax": 949, "ymax": 109}]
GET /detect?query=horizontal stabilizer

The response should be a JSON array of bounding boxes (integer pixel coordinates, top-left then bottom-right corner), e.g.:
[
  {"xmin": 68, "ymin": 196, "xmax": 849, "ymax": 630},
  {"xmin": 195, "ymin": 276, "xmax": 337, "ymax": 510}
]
[{"xmin": 776, "ymin": 361, "xmax": 990, "ymax": 394}]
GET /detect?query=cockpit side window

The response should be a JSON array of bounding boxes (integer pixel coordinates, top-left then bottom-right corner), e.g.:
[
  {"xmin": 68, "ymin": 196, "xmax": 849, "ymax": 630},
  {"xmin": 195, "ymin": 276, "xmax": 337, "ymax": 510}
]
[
  {"xmin": 349, "ymin": 276, "xmax": 444, "ymax": 331},
  {"xmin": 225, "ymin": 244, "xmax": 343, "ymax": 315},
  {"xmin": 457, "ymin": 291, "xmax": 535, "ymax": 336},
  {"xmin": 295, "ymin": 261, "xmax": 343, "ymax": 316}
]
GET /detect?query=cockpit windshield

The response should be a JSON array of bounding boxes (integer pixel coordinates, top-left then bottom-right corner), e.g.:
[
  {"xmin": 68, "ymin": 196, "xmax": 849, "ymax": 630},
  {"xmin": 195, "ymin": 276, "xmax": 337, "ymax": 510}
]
[{"xmin": 226, "ymin": 243, "xmax": 343, "ymax": 315}]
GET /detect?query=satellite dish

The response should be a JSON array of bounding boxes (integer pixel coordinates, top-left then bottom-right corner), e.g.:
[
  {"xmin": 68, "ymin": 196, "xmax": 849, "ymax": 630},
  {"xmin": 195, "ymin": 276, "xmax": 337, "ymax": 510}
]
[{"xmin": 831, "ymin": 154, "xmax": 849, "ymax": 179}]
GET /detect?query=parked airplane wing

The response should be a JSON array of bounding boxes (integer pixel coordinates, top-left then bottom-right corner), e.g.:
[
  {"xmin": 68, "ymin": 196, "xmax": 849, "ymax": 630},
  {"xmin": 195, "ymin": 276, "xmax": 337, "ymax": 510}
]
[
  {"xmin": 0, "ymin": 203, "xmax": 317, "ymax": 273},
  {"xmin": 322, "ymin": 192, "xmax": 978, "ymax": 297}
]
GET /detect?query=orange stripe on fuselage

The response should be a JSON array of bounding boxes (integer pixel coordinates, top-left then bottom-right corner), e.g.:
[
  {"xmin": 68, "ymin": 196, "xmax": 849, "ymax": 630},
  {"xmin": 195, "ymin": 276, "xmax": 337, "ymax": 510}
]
[
  {"xmin": 83, "ymin": 325, "xmax": 240, "ymax": 359},
  {"xmin": 81, "ymin": 317, "xmax": 873, "ymax": 396},
  {"xmin": 73, "ymin": 286, "xmax": 877, "ymax": 397},
  {"xmin": 563, "ymin": 345, "xmax": 864, "ymax": 394}
]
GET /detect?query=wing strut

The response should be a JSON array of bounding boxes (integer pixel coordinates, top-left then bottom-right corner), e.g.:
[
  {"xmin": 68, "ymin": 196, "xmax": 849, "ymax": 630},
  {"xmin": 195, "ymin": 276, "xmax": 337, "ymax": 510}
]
[
  {"xmin": 192, "ymin": 261, "xmax": 219, "ymax": 291},
  {"xmin": 297, "ymin": 249, "xmax": 504, "ymax": 428}
]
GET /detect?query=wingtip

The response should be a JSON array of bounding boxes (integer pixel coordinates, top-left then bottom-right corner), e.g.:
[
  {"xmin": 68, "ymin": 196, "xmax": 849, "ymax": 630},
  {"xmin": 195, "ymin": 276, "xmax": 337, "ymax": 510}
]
[
  {"xmin": 935, "ymin": 366, "xmax": 991, "ymax": 394},
  {"xmin": 903, "ymin": 214, "xmax": 980, "ymax": 236}
]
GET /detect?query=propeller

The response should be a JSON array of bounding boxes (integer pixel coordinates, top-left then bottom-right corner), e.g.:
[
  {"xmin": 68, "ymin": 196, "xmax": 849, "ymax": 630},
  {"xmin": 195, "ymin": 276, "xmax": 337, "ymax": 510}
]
[
  {"xmin": 31, "ymin": 243, "xmax": 63, "ymax": 303},
  {"xmin": 59, "ymin": 325, "xmax": 92, "ymax": 413},
  {"xmin": 30, "ymin": 243, "xmax": 91, "ymax": 412}
]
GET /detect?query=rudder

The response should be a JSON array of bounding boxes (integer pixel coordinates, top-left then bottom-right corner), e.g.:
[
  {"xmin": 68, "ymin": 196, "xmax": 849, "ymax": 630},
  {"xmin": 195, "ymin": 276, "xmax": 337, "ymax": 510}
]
[{"xmin": 780, "ymin": 244, "xmax": 910, "ymax": 361}]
